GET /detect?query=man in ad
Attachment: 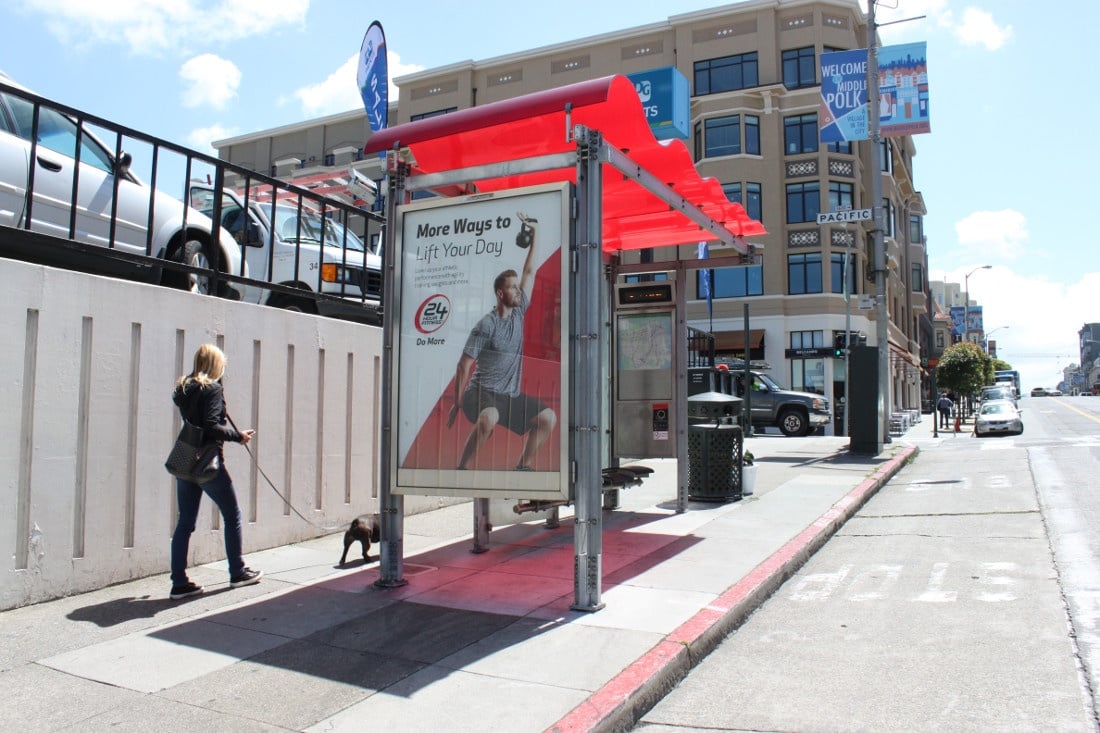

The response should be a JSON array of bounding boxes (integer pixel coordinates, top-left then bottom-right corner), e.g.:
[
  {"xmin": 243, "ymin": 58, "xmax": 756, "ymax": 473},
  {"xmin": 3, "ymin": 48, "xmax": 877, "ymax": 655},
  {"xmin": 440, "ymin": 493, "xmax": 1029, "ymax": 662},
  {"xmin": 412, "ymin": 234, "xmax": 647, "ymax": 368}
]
[{"xmin": 446, "ymin": 214, "xmax": 556, "ymax": 471}]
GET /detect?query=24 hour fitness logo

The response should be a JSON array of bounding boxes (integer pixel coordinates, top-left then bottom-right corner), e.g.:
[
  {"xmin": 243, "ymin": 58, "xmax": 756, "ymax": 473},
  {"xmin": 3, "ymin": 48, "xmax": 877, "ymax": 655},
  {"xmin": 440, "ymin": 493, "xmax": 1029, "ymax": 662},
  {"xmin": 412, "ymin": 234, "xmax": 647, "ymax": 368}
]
[{"xmin": 414, "ymin": 293, "xmax": 450, "ymax": 334}]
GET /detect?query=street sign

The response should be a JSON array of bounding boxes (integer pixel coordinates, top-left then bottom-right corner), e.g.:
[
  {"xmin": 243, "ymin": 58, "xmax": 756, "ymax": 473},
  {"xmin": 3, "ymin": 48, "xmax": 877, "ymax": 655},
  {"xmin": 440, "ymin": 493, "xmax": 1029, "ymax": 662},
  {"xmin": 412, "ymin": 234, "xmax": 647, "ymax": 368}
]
[
  {"xmin": 817, "ymin": 208, "xmax": 873, "ymax": 224},
  {"xmin": 857, "ymin": 294, "xmax": 874, "ymax": 310}
]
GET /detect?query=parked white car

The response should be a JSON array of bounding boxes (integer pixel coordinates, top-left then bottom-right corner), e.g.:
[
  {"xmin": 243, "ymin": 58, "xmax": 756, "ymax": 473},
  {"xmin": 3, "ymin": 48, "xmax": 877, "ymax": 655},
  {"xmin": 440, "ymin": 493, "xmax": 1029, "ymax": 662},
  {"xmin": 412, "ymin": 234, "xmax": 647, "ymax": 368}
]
[
  {"xmin": 0, "ymin": 71, "xmax": 243, "ymax": 297},
  {"xmin": 973, "ymin": 399, "xmax": 1023, "ymax": 437},
  {"xmin": 189, "ymin": 184, "xmax": 381, "ymax": 322}
]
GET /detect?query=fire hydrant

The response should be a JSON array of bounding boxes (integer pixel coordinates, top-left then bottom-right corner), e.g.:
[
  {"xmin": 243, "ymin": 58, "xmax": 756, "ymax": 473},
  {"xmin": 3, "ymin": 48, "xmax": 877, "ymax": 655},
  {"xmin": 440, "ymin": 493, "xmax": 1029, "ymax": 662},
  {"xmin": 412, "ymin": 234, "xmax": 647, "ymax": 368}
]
[{"xmin": 954, "ymin": 413, "xmax": 961, "ymax": 433}]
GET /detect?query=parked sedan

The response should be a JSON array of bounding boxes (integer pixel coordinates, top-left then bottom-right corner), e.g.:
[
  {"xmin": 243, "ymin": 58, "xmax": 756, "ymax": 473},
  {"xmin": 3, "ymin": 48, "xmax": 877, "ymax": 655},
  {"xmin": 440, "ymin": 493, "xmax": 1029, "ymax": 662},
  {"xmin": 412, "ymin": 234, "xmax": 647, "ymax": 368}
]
[
  {"xmin": 974, "ymin": 399, "xmax": 1024, "ymax": 437},
  {"xmin": 0, "ymin": 71, "xmax": 243, "ymax": 297},
  {"xmin": 1030, "ymin": 387, "xmax": 1048, "ymax": 397}
]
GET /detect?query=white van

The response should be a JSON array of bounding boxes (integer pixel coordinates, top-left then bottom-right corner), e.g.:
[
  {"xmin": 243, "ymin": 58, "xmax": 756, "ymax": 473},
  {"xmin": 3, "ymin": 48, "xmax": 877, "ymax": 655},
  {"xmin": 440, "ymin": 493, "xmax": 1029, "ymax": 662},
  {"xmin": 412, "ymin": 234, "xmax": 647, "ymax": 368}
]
[{"xmin": 189, "ymin": 184, "xmax": 381, "ymax": 322}]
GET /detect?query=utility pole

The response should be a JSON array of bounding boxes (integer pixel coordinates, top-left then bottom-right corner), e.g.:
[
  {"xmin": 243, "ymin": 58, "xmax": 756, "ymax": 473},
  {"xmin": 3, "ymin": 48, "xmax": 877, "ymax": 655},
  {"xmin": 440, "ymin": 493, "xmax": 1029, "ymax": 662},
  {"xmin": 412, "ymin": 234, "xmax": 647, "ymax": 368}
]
[{"xmin": 868, "ymin": 0, "xmax": 890, "ymax": 449}]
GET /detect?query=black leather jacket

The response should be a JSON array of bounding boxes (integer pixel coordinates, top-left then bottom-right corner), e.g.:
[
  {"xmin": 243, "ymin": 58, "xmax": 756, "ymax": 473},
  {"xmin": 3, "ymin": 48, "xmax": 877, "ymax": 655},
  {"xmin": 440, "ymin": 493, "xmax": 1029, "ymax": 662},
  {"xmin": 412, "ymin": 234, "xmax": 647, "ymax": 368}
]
[{"xmin": 172, "ymin": 380, "xmax": 242, "ymax": 446}]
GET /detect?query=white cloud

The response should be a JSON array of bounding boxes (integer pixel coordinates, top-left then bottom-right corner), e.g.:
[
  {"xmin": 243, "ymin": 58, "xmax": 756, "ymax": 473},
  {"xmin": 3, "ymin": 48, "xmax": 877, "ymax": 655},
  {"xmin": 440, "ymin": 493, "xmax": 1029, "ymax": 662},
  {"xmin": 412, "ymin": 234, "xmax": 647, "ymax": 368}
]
[
  {"xmin": 186, "ymin": 122, "xmax": 237, "ymax": 154},
  {"xmin": 19, "ymin": 0, "xmax": 308, "ymax": 55},
  {"xmin": 954, "ymin": 209, "xmax": 1028, "ymax": 261},
  {"xmin": 951, "ymin": 8, "xmax": 1013, "ymax": 50},
  {"xmin": 179, "ymin": 54, "xmax": 240, "ymax": 109},
  {"xmin": 291, "ymin": 50, "xmax": 424, "ymax": 119}
]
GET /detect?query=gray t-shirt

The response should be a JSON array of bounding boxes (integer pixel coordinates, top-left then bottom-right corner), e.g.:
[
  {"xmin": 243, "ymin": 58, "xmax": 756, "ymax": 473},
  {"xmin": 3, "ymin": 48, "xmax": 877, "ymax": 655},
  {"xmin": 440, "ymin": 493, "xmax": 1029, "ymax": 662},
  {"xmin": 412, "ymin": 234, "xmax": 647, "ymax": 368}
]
[{"xmin": 463, "ymin": 290, "xmax": 528, "ymax": 396}]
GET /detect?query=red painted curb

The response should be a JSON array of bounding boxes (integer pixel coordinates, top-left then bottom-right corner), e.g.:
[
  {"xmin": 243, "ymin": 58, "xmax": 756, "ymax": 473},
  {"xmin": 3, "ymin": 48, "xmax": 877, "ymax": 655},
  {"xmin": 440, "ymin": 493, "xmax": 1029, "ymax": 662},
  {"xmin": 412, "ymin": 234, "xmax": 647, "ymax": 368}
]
[{"xmin": 546, "ymin": 445, "xmax": 918, "ymax": 733}]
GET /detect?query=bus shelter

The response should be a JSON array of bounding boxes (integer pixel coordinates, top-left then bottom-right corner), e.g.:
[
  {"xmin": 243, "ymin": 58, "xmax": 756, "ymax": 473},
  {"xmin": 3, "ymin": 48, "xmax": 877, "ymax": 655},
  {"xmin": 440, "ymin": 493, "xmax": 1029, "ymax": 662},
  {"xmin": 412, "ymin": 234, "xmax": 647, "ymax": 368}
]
[{"xmin": 364, "ymin": 75, "xmax": 765, "ymax": 610}]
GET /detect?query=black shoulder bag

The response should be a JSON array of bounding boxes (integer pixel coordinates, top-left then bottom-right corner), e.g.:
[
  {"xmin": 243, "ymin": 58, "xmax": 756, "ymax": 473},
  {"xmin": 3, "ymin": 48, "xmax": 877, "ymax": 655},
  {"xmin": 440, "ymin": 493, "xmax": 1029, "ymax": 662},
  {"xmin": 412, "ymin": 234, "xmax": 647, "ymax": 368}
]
[{"xmin": 164, "ymin": 420, "xmax": 221, "ymax": 483}]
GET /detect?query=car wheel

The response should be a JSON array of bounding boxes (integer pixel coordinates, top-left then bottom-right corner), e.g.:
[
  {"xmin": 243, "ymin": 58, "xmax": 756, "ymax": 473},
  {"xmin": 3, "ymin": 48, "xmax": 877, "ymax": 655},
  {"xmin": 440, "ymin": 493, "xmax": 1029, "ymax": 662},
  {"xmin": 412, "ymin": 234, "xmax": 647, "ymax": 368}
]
[
  {"xmin": 272, "ymin": 294, "xmax": 318, "ymax": 314},
  {"xmin": 778, "ymin": 409, "xmax": 807, "ymax": 437},
  {"xmin": 176, "ymin": 239, "xmax": 220, "ymax": 296}
]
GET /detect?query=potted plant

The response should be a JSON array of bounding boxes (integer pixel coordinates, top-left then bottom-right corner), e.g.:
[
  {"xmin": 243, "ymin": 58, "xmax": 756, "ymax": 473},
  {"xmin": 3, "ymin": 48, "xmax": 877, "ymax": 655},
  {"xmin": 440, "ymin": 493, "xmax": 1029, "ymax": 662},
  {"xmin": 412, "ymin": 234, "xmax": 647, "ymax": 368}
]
[{"xmin": 741, "ymin": 449, "xmax": 757, "ymax": 496}]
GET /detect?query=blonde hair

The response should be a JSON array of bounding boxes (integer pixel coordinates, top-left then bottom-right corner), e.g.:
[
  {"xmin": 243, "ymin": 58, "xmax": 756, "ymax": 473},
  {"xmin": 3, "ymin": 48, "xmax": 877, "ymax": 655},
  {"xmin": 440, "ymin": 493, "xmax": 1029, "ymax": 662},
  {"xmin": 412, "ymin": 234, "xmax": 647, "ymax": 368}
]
[{"xmin": 177, "ymin": 343, "xmax": 226, "ymax": 388}]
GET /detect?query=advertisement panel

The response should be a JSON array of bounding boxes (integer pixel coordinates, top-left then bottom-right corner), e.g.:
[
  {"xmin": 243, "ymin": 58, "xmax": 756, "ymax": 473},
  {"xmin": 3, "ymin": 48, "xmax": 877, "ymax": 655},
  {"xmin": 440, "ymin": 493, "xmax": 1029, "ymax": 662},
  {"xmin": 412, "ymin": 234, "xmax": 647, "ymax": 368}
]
[
  {"xmin": 392, "ymin": 183, "xmax": 571, "ymax": 499},
  {"xmin": 819, "ymin": 48, "xmax": 869, "ymax": 143},
  {"xmin": 879, "ymin": 42, "xmax": 930, "ymax": 138},
  {"xmin": 626, "ymin": 67, "xmax": 690, "ymax": 141}
]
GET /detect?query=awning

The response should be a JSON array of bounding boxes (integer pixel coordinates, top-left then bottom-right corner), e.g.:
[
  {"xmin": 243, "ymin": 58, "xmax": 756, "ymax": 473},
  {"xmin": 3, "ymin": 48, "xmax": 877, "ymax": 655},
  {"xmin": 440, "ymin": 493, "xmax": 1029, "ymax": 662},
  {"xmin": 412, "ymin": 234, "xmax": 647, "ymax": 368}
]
[
  {"xmin": 714, "ymin": 329, "xmax": 766, "ymax": 351},
  {"xmin": 364, "ymin": 75, "xmax": 766, "ymax": 253}
]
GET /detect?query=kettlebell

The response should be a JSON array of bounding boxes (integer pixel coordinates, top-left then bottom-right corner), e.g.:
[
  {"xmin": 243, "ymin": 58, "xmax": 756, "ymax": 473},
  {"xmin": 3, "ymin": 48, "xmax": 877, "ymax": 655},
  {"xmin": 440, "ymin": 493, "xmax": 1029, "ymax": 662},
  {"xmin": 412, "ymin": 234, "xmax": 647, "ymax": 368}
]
[{"xmin": 515, "ymin": 217, "xmax": 537, "ymax": 249}]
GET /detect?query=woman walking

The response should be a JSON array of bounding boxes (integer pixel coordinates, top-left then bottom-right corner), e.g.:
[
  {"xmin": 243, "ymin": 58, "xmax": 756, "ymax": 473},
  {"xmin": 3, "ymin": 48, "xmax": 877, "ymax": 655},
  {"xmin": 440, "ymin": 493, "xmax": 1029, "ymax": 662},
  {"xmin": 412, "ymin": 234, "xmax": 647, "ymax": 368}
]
[{"xmin": 169, "ymin": 343, "xmax": 261, "ymax": 599}]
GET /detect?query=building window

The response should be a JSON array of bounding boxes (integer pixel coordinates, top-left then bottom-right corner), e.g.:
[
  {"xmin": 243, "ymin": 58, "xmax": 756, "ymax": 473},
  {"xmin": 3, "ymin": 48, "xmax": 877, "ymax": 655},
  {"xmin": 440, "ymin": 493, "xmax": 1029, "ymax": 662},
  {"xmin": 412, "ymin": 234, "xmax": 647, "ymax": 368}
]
[
  {"xmin": 911, "ymin": 263, "xmax": 923, "ymax": 292},
  {"xmin": 724, "ymin": 182, "xmax": 763, "ymax": 223},
  {"xmin": 704, "ymin": 115, "xmax": 741, "ymax": 157},
  {"xmin": 786, "ymin": 182, "xmax": 820, "ymax": 224},
  {"xmin": 831, "ymin": 253, "xmax": 857, "ymax": 294},
  {"xmin": 881, "ymin": 198, "xmax": 894, "ymax": 237},
  {"xmin": 782, "ymin": 46, "xmax": 817, "ymax": 89},
  {"xmin": 790, "ymin": 330, "xmax": 824, "ymax": 349},
  {"xmin": 936, "ymin": 331, "xmax": 944, "ymax": 349},
  {"xmin": 826, "ymin": 140, "xmax": 852, "ymax": 154},
  {"xmin": 880, "ymin": 139, "xmax": 893, "ymax": 173},
  {"xmin": 784, "ymin": 113, "xmax": 818, "ymax": 155},
  {"xmin": 744, "ymin": 114, "xmax": 760, "ymax": 155},
  {"xmin": 791, "ymin": 358, "xmax": 826, "ymax": 395},
  {"xmin": 788, "ymin": 253, "xmax": 823, "ymax": 294},
  {"xmin": 694, "ymin": 52, "xmax": 759, "ymax": 95},
  {"xmin": 909, "ymin": 213, "xmax": 923, "ymax": 244},
  {"xmin": 697, "ymin": 265, "xmax": 764, "ymax": 298},
  {"xmin": 410, "ymin": 107, "xmax": 457, "ymax": 122},
  {"xmin": 695, "ymin": 114, "xmax": 760, "ymax": 159},
  {"xmin": 828, "ymin": 181, "xmax": 854, "ymax": 212}
]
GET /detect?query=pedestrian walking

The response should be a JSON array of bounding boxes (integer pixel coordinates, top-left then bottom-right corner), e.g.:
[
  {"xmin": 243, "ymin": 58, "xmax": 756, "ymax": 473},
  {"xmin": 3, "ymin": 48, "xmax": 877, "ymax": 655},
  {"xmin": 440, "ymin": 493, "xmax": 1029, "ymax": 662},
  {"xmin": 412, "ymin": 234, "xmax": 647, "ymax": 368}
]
[
  {"xmin": 168, "ymin": 343, "xmax": 261, "ymax": 599},
  {"xmin": 936, "ymin": 393, "xmax": 954, "ymax": 429}
]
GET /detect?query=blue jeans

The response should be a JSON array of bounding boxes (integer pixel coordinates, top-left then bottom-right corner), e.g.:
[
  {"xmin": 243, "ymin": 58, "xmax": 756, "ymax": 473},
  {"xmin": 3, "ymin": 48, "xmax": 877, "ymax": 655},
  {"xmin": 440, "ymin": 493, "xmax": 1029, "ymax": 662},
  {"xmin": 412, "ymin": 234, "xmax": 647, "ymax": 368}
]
[{"xmin": 171, "ymin": 464, "xmax": 245, "ymax": 585}]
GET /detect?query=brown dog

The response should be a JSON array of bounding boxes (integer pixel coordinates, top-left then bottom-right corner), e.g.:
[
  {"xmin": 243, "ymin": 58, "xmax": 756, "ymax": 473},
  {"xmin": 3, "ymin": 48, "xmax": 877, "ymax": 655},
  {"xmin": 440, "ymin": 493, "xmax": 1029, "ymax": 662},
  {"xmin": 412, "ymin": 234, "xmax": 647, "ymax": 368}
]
[{"xmin": 339, "ymin": 514, "xmax": 381, "ymax": 565}]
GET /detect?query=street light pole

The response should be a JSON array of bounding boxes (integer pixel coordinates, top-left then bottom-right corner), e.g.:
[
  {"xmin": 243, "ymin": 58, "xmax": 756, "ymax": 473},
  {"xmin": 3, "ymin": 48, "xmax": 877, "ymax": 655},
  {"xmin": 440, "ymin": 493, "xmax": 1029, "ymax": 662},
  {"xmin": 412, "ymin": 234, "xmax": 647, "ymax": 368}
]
[
  {"xmin": 868, "ymin": 0, "xmax": 889, "ymax": 449},
  {"xmin": 962, "ymin": 264, "xmax": 992, "ymax": 345}
]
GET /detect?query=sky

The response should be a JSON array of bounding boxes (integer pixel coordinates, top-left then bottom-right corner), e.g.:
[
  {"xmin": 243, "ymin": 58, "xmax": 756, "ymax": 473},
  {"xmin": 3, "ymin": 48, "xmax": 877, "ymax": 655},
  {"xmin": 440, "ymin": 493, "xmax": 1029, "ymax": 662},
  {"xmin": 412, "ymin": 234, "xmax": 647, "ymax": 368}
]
[{"xmin": 1, "ymin": 0, "xmax": 1097, "ymax": 393}]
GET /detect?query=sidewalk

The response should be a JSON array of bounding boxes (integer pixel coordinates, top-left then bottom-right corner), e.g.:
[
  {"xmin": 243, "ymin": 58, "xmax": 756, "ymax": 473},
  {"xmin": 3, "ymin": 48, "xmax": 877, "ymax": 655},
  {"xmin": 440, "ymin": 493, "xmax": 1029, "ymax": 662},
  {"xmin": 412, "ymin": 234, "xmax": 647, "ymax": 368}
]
[{"xmin": 1, "ymin": 421, "xmax": 933, "ymax": 732}]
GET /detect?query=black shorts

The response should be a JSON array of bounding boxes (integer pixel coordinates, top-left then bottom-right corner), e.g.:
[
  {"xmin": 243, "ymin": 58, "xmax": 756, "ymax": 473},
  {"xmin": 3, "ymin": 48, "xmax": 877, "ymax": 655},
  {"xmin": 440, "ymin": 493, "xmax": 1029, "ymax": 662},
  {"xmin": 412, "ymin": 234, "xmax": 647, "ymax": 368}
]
[{"xmin": 462, "ymin": 387, "xmax": 548, "ymax": 435}]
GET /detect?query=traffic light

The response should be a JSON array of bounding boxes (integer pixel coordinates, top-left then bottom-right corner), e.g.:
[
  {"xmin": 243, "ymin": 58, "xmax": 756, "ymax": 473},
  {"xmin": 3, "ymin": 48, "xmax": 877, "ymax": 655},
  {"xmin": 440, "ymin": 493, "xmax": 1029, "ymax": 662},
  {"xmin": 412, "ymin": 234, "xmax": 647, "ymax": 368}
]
[{"xmin": 833, "ymin": 332, "xmax": 847, "ymax": 358}]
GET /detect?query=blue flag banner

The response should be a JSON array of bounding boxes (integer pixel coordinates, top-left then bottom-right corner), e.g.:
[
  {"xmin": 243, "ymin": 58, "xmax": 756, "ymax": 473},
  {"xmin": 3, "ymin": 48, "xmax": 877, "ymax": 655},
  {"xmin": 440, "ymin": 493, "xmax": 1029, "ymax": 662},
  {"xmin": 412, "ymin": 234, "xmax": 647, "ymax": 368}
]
[
  {"xmin": 698, "ymin": 241, "xmax": 712, "ymax": 322},
  {"xmin": 358, "ymin": 21, "xmax": 388, "ymax": 135}
]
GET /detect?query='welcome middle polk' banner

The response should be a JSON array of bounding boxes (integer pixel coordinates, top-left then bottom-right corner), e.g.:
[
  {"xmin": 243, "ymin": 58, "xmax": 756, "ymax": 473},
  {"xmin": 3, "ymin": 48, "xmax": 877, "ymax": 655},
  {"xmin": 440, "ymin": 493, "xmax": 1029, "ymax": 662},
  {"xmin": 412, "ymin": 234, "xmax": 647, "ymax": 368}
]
[
  {"xmin": 820, "ymin": 42, "xmax": 931, "ymax": 142},
  {"xmin": 391, "ymin": 183, "xmax": 571, "ymax": 500},
  {"xmin": 820, "ymin": 48, "xmax": 869, "ymax": 143}
]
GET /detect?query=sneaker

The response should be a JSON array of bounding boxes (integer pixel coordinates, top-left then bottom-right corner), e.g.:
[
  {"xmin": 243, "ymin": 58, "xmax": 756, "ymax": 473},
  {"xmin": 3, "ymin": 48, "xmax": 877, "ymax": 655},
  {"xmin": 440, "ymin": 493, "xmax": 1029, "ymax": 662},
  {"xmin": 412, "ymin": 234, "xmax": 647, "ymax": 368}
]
[
  {"xmin": 169, "ymin": 581, "xmax": 204, "ymax": 600},
  {"xmin": 230, "ymin": 567, "xmax": 263, "ymax": 588}
]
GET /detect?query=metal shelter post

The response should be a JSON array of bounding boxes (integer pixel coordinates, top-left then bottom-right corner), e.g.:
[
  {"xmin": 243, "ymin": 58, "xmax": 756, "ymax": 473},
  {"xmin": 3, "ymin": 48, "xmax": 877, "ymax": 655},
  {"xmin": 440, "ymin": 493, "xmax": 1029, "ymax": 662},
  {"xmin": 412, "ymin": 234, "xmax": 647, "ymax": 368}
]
[
  {"xmin": 375, "ymin": 153, "xmax": 407, "ymax": 589},
  {"xmin": 674, "ymin": 260, "xmax": 689, "ymax": 513},
  {"xmin": 571, "ymin": 126, "xmax": 605, "ymax": 612}
]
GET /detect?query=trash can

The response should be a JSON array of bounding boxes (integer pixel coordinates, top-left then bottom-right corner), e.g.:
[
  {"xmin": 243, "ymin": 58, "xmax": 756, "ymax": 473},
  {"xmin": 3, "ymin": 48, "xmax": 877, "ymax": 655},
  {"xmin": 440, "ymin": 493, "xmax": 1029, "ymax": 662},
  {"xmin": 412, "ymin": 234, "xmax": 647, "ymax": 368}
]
[{"xmin": 687, "ymin": 391, "xmax": 744, "ymax": 502}]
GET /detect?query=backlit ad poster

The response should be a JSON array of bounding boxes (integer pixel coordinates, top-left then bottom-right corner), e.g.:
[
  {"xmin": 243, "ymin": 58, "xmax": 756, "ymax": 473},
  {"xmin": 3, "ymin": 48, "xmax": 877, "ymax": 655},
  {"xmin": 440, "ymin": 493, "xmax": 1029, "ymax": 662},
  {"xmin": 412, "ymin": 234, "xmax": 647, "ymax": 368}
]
[{"xmin": 391, "ymin": 183, "xmax": 571, "ymax": 499}]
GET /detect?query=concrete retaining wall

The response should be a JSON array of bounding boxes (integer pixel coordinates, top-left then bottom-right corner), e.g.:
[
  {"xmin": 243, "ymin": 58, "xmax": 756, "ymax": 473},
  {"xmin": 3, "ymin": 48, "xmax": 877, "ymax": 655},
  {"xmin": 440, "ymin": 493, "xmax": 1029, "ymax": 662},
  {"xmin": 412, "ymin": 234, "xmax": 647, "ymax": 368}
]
[{"xmin": 0, "ymin": 256, "xmax": 459, "ymax": 609}]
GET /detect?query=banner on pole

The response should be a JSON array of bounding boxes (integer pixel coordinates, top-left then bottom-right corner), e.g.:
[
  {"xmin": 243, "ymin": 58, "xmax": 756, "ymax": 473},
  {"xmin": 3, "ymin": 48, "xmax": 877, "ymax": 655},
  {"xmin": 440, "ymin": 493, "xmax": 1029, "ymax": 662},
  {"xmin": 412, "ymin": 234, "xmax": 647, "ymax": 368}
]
[{"xmin": 878, "ymin": 42, "xmax": 930, "ymax": 138}]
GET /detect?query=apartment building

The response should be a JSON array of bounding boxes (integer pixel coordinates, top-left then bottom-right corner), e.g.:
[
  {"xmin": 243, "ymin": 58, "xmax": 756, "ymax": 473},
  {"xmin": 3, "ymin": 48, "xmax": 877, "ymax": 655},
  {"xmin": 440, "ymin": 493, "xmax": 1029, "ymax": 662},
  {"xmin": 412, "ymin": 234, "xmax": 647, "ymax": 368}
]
[{"xmin": 214, "ymin": 0, "xmax": 931, "ymax": 429}]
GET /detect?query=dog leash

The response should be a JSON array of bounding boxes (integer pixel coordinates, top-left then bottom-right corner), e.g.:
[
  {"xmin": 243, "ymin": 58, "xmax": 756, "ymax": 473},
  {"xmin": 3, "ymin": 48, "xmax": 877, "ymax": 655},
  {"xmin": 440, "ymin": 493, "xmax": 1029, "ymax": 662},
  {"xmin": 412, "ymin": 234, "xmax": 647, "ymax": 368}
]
[{"xmin": 227, "ymin": 413, "xmax": 344, "ymax": 532}]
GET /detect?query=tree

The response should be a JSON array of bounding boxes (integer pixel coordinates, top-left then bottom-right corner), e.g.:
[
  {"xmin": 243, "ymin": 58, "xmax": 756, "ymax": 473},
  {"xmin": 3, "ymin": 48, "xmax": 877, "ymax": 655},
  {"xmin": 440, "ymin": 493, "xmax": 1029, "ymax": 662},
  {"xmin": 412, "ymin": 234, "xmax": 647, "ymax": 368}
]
[
  {"xmin": 936, "ymin": 342, "xmax": 992, "ymax": 404},
  {"xmin": 991, "ymin": 357, "xmax": 1013, "ymax": 372}
]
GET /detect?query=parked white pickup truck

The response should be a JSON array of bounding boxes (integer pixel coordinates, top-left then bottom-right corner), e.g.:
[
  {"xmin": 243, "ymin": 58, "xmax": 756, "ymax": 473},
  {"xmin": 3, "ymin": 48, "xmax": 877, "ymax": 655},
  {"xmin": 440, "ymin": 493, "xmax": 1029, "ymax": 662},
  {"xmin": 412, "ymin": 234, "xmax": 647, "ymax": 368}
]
[{"xmin": 189, "ymin": 184, "xmax": 381, "ymax": 323}]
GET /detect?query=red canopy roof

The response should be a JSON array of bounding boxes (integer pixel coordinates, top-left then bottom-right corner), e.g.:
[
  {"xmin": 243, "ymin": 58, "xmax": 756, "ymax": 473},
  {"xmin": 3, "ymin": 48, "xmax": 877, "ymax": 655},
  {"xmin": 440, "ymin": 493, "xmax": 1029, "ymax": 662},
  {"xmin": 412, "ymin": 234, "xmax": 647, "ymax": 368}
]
[{"xmin": 364, "ymin": 75, "xmax": 766, "ymax": 253}]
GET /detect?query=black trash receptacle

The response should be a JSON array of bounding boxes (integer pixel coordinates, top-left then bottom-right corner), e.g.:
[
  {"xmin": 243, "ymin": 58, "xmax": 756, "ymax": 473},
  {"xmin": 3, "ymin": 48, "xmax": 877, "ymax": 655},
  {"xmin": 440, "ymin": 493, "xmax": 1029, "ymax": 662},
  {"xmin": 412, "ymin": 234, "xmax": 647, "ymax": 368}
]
[{"xmin": 687, "ymin": 391, "xmax": 744, "ymax": 502}]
